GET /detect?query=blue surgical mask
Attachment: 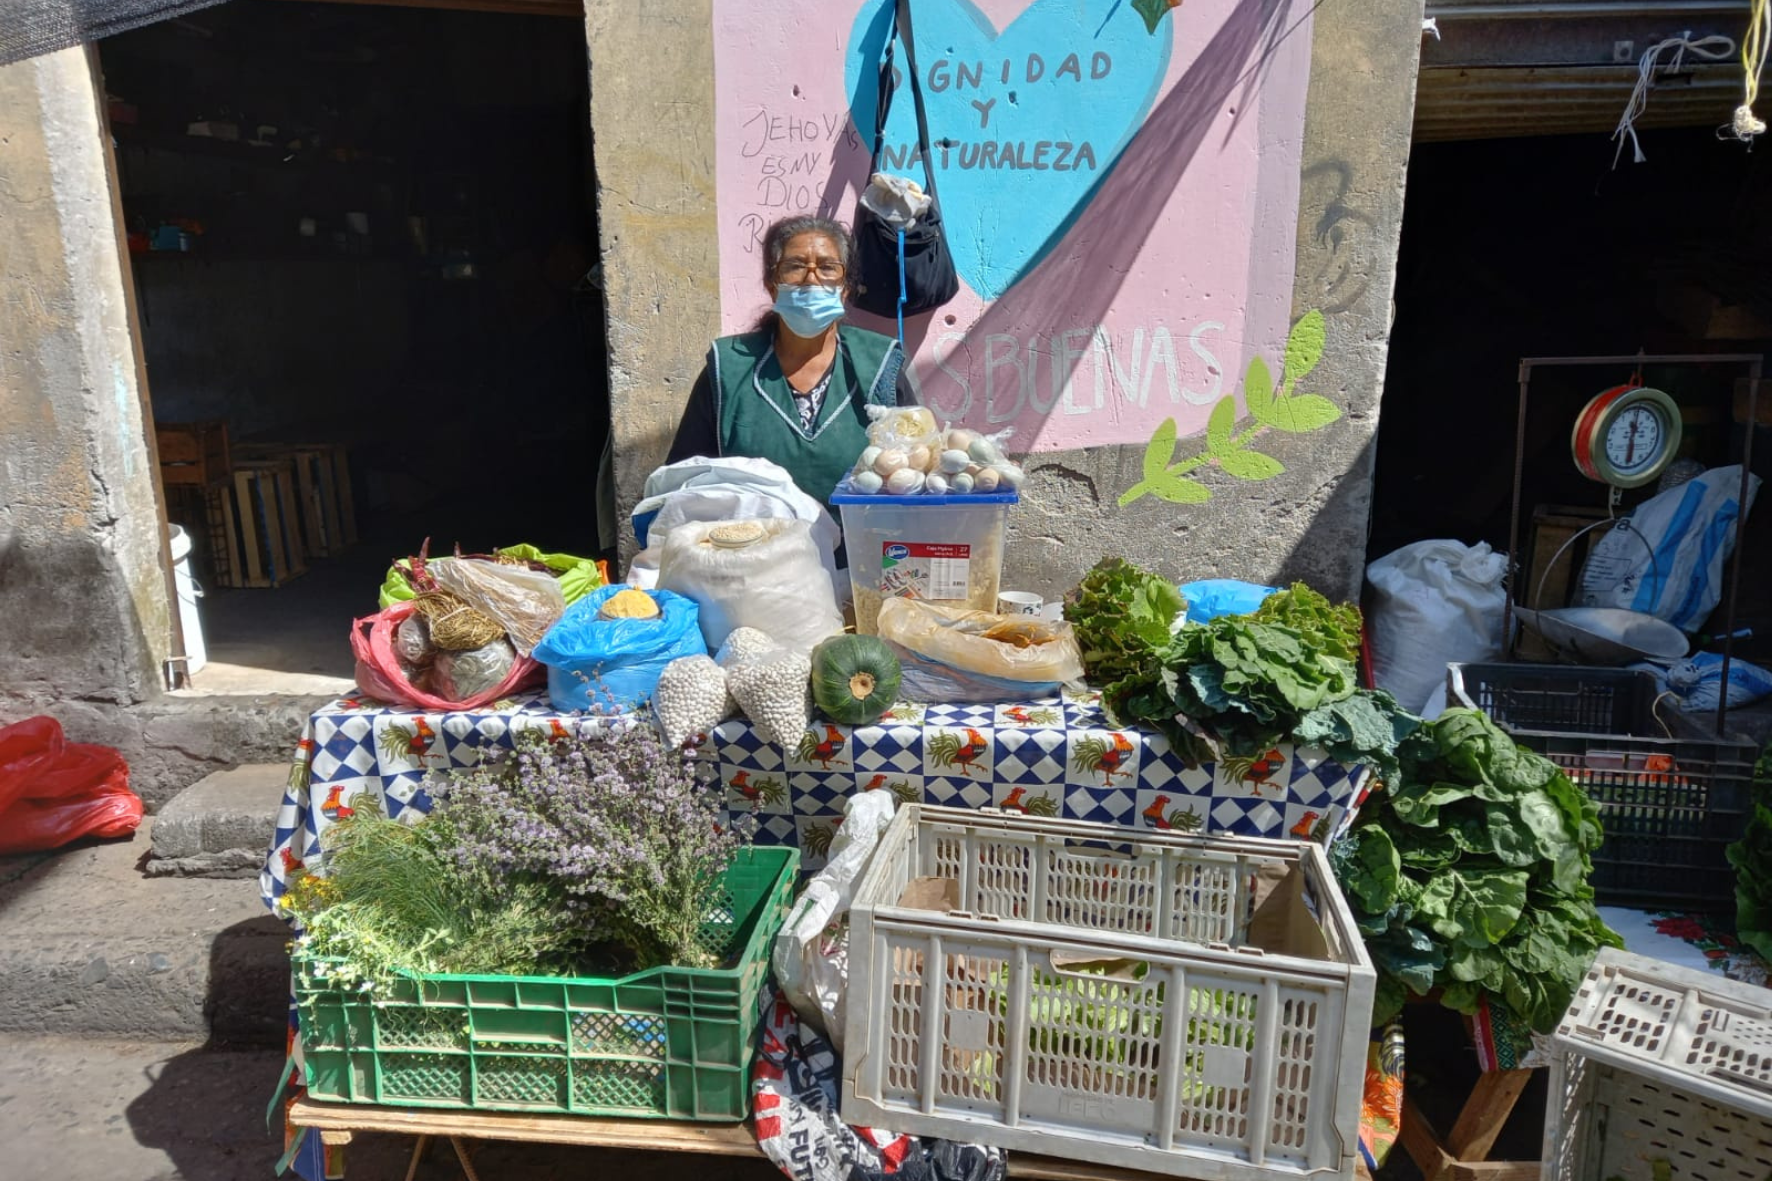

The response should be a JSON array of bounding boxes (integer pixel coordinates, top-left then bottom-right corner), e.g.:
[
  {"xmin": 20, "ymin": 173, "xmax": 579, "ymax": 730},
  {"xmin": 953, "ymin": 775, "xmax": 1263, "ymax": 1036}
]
[{"xmin": 774, "ymin": 284, "xmax": 846, "ymax": 338}]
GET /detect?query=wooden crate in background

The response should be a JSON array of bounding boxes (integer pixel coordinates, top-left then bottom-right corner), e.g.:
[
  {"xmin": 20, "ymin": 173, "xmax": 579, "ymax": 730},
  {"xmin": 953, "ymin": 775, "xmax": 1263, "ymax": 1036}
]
[
  {"xmin": 155, "ymin": 420, "xmax": 230, "ymax": 487},
  {"xmin": 213, "ymin": 460, "xmax": 308, "ymax": 588},
  {"xmin": 1517, "ymin": 504, "xmax": 1607, "ymax": 660},
  {"xmin": 234, "ymin": 442, "xmax": 357, "ymax": 557}
]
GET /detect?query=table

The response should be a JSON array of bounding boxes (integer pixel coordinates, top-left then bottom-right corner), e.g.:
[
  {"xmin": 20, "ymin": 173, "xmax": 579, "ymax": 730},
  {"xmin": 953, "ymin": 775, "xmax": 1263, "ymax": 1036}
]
[
  {"xmin": 287, "ymin": 1097, "xmax": 1266, "ymax": 1181},
  {"xmin": 261, "ymin": 689, "xmax": 1371, "ymax": 909}
]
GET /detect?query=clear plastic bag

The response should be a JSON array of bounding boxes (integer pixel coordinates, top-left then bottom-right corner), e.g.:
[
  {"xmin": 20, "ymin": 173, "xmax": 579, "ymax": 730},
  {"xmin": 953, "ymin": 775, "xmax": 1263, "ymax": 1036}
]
[
  {"xmin": 846, "ymin": 411, "xmax": 1021, "ymax": 496},
  {"xmin": 877, "ymin": 598, "xmax": 1083, "ymax": 703},
  {"xmin": 394, "ymin": 614, "xmax": 436, "ymax": 667},
  {"xmin": 428, "ymin": 557, "xmax": 566, "ymax": 656},
  {"xmin": 431, "ymin": 638, "xmax": 518, "ymax": 701}
]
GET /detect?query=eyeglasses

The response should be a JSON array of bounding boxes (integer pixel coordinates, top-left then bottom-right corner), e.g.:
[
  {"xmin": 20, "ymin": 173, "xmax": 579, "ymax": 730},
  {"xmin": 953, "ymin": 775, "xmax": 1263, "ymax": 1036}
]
[{"xmin": 775, "ymin": 261, "xmax": 847, "ymax": 286}]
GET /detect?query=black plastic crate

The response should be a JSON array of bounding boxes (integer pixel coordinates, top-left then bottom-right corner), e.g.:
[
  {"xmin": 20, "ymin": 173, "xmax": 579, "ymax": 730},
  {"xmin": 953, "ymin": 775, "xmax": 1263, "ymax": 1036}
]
[
  {"xmin": 1449, "ymin": 663, "xmax": 1752, "ymax": 910},
  {"xmin": 1448, "ymin": 663, "xmax": 1659, "ymax": 736}
]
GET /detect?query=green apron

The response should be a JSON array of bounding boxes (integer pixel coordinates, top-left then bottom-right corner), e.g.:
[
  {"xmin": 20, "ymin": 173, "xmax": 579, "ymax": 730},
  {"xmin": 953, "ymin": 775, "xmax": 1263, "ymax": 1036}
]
[{"xmin": 709, "ymin": 325, "xmax": 902, "ymax": 509}]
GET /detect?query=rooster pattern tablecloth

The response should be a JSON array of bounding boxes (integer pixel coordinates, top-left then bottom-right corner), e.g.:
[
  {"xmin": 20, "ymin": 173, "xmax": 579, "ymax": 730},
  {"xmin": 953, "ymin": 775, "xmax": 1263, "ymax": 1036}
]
[{"xmin": 259, "ymin": 689, "xmax": 1370, "ymax": 909}]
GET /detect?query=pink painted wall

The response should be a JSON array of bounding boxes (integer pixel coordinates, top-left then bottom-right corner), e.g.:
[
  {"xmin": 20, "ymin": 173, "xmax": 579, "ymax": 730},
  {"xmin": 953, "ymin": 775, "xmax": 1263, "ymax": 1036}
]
[{"xmin": 713, "ymin": 0, "xmax": 1313, "ymax": 453}]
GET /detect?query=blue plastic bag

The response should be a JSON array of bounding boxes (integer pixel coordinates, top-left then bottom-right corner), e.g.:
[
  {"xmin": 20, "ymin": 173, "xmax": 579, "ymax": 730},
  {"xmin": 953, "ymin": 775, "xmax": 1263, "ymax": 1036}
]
[
  {"xmin": 1179, "ymin": 579, "xmax": 1281, "ymax": 624},
  {"xmin": 532, "ymin": 586, "xmax": 706, "ymax": 712},
  {"xmin": 1649, "ymin": 651, "xmax": 1772, "ymax": 713}
]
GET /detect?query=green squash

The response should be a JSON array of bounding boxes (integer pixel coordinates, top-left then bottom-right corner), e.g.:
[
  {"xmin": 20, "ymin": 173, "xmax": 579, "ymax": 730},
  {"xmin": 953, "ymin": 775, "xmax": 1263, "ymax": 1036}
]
[{"xmin": 811, "ymin": 634, "xmax": 902, "ymax": 726}]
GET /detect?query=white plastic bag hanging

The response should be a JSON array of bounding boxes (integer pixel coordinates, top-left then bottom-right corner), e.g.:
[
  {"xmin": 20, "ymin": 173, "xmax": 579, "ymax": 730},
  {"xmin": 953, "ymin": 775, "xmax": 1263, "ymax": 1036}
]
[
  {"xmin": 770, "ymin": 789, "xmax": 898, "ymax": 1053},
  {"xmin": 1366, "ymin": 540, "xmax": 1508, "ymax": 714}
]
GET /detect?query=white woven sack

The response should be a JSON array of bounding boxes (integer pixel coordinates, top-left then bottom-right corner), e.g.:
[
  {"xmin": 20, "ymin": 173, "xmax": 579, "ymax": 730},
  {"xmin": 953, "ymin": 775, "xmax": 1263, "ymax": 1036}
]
[
  {"xmin": 1367, "ymin": 539, "xmax": 1507, "ymax": 713},
  {"xmin": 657, "ymin": 518, "xmax": 844, "ymax": 657}
]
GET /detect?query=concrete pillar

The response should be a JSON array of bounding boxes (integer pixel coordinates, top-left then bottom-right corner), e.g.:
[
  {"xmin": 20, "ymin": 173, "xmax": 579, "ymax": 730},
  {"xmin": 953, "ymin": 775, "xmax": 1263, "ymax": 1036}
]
[
  {"xmin": 0, "ymin": 47, "xmax": 171, "ymax": 705},
  {"xmin": 583, "ymin": 0, "xmax": 723, "ymax": 556}
]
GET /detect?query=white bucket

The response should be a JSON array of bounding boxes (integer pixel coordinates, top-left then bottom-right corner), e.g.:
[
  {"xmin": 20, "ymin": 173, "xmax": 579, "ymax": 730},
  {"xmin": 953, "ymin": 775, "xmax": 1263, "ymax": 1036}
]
[{"xmin": 169, "ymin": 524, "xmax": 207, "ymax": 673}]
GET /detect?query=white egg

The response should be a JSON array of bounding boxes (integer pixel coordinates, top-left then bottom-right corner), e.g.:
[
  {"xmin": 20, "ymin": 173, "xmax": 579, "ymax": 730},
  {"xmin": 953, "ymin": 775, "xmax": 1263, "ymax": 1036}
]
[
  {"xmin": 885, "ymin": 468, "xmax": 925, "ymax": 495},
  {"xmin": 950, "ymin": 472, "xmax": 975, "ymax": 494},
  {"xmin": 926, "ymin": 474, "xmax": 949, "ymax": 496},
  {"xmin": 969, "ymin": 437, "xmax": 1002, "ymax": 464},
  {"xmin": 995, "ymin": 463, "xmax": 1025, "ymax": 490},
  {"xmin": 874, "ymin": 448, "xmax": 908, "ymax": 476},
  {"xmin": 939, "ymin": 449, "xmax": 971, "ymax": 474},
  {"xmin": 852, "ymin": 470, "xmax": 884, "ymax": 494},
  {"xmin": 974, "ymin": 467, "xmax": 1001, "ymax": 492},
  {"xmin": 858, "ymin": 445, "xmax": 882, "ymax": 472}
]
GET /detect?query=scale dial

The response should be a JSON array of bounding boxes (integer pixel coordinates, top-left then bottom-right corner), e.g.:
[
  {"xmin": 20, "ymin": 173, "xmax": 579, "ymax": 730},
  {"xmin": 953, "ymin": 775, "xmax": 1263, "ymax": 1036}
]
[{"xmin": 1572, "ymin": 385, "xmax": 1683, "ymax": 489}]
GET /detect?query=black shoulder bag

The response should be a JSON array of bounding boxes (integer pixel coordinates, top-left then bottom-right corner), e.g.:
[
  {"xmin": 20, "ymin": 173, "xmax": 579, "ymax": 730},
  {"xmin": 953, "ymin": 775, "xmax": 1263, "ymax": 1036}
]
[{"xmin": 851, "ymin": 0, "xmax": 960, "ymax": 327}]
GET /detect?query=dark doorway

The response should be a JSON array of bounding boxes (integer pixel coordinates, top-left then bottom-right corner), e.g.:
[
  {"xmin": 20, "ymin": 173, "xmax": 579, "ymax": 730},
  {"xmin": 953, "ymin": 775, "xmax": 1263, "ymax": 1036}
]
[{"xmin": 100, "ymin": 0, "xmax": 608, "ymax": 691}]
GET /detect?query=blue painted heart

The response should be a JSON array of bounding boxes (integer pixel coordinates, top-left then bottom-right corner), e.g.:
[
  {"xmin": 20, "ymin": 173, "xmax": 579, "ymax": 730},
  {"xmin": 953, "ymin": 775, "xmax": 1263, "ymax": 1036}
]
[{"xmin": 846, "ymin": 0, "xmax": 1171, "ymax": 301}]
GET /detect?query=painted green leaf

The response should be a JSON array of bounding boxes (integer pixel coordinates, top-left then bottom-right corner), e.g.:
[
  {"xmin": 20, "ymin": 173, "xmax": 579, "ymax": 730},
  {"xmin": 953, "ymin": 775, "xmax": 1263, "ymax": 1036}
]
[
  {"xmin": 1218, "ymin": 449, "xmax": 1284, "ymax": 481},
  {"xmin": 1265, "ymin": 393, "xmax": 1342, "ymax": 434},
  {"xmin": 1117, "ymin": 418, "xmax": 1186, "ymax": 507},
  {"xmin": 1244, "ymin": 356, "xmax": 1275, "ymax": 423},
  {"xmin": 1206, "ymin": 396, "xmax": 1236, "ymax": 455},
  {"xmin": 1143, "ymin": 418, "xmax": 1178, "ymax": 480},
  {"xmin": 1282, "ymin": 310, "xmax": 1326, "ymax": 389},
  {"xmin": 1149, "ymin": 473, "xmax": 1211, "ymax": 504},
  {"xmin": 1130, "ymin": 0, "xmax": 1181, "ymax": 35}
]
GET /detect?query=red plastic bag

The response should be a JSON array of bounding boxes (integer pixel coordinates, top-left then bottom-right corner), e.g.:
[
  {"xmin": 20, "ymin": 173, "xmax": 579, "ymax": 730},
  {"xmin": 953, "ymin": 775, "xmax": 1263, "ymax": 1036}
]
[
  {"xmin": 0, "ymin": 717, "xmax": 125, "ymax": 813},
  {"xmin": 0, "ymin": 717, "xmax": 141, "ymax": 854},
  {"xmin": 0, "ymin": 763, "xmax": 142, "ymax": 855},
  {"xmin": 351, "ymin": 601, "xmax": 544, "ymax": 711}
]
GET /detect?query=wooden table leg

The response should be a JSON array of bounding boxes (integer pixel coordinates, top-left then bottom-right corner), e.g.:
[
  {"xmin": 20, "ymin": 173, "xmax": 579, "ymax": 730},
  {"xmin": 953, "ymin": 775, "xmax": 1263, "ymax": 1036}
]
[
  {"xmin": 1402, "ymin": 1068, "xmax": 1535, "ymax": 1181},
  {"xmin": 1401, "ymin": 1095, "xmax": 1456, "ymax": 1181},
  {"xmin": 1447, "ymin": 1069, "xmax": 1533, "ymax": 1162},
  {"xmin": 404, "ymin": 1134, "xmax": 431, "ymax": 1181},
  {"xmin": 450, "ymin": 1136, "xmax": 483, "ymax": 1181}
]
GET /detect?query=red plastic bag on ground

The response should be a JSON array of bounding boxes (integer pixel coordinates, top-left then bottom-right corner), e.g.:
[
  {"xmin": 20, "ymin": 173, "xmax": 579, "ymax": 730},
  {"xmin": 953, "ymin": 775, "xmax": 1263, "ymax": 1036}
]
[
  {"xmin": 0, "ymin": 717, "xmax": 141, "ymax": 854},
  {"xmin": 351, "ymin": 601, "xmax": 544, "ymax": 710},
  {"xmin": 0, "ymin": 763, "xmax": 142, "ymax": 855},
  {"xmin": 0, "ymin": 717, "xmax": 124, "ymax": 813}
]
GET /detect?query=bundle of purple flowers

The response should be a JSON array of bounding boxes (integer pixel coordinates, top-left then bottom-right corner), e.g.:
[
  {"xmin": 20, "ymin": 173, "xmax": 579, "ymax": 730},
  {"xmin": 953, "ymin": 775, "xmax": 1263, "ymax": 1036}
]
[{"xmin": 428, "ymin": 720, "xmax": 754, "ymax": 971}]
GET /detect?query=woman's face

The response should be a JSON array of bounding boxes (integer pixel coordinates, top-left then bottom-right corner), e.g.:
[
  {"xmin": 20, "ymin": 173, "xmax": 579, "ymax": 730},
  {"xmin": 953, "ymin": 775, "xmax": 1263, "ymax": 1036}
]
[{"xmin": 768, "ymin": 232, "xmax": 846, "ymax": 299}]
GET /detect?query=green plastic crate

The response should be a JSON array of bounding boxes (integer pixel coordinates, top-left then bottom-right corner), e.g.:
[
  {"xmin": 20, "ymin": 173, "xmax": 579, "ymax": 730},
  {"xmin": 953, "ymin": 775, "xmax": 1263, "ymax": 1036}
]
[{"xmin": 293, "ymin": 845, "xmax": 797, "ymax": 1121}]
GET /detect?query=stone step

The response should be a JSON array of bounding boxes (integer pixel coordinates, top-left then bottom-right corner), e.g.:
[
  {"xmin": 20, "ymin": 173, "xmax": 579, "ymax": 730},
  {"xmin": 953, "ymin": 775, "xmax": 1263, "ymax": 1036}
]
[
  {"xmin": 147, "ymin": 764, "xmax": 285, "ymax": 878},
  {"xmin": 0, "ymin": 818, "xmax": 287, "ymax": 1045}
]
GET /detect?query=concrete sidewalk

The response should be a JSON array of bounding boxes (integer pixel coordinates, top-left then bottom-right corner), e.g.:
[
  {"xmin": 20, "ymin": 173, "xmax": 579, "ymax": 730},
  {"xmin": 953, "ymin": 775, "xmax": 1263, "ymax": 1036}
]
[{"xmin": 0, "ymin": 1034, "xmax": 788, "ymax": 1180}]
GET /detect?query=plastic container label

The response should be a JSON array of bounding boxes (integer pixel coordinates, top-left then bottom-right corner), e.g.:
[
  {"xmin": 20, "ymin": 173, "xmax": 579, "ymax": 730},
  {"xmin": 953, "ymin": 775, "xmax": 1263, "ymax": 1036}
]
[{"xmin": 881, "ymin": 542, "xmax": 971, "ymax": 601}]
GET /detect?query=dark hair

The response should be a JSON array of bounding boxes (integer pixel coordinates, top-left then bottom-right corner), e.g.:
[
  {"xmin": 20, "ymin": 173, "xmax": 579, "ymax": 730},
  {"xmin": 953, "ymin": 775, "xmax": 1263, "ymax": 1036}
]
[
  {"xmin": 762, "ymin": 215, "xmax": 855, "ymax": 292},
  {"xmin": 752, "ymin": 216, "xmax": 855, "ymax": 333}
]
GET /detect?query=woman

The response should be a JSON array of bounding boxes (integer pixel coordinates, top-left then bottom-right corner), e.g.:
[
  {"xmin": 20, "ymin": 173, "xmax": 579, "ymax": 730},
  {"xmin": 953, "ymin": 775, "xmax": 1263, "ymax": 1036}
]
[{"xmin": 666, "ymin": 215, "xmax": 917, "ymax": 510}]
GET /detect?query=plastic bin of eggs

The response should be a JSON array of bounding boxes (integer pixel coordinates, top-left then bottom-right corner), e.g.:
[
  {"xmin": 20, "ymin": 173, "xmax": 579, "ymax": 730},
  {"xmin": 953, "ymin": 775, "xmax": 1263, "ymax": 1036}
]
[{"xmin": 847, "ymin": 426, "xmax": 1025, "ymax": 496}]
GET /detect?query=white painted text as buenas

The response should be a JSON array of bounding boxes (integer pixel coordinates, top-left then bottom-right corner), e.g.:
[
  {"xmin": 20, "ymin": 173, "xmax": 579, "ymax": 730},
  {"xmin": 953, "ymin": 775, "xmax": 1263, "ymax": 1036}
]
[{"xmin": 921, "ymin": 322, "xmax": 1227, "ymax": 423}]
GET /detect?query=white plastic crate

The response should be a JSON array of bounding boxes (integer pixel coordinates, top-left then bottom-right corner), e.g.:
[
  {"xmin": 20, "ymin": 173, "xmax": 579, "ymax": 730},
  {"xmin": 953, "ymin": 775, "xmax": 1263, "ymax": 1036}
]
[
  {"xmin": 842, "ymin": 805, "xmax": 1375, "ymax": 1181},
  {"xmin": 1545, "ymin": 948, "xmax": 1772, "ymax": 1181}
]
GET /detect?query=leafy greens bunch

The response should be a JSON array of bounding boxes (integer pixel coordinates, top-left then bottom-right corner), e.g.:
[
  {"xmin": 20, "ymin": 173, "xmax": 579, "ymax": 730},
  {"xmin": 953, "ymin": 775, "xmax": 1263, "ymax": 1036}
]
[
  {"xmin": 1331, "ymin": 709, "xmax": 1621, "ymax": 1031},
  {"xmin": 1098, "ymin": 580, "xmax": 1417, "ymax": 781},
  {"xmin": 1063, "ymin": 558, "xmax": 1187, "ymax": 690},
  {"xmin": 1726, "ymin": 740, "xmax": 1772, "ymax": 961},
  {"xmin": 282, "ymin": 797, "xmax": 584, "ymax": 995}
]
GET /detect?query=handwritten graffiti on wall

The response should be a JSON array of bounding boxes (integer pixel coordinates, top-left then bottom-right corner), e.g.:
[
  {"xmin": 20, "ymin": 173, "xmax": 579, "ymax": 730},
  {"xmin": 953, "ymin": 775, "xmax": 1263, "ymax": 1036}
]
[{"xmin": 712, "ymin": 0, "xmax": 1315, "ymax": 456}]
